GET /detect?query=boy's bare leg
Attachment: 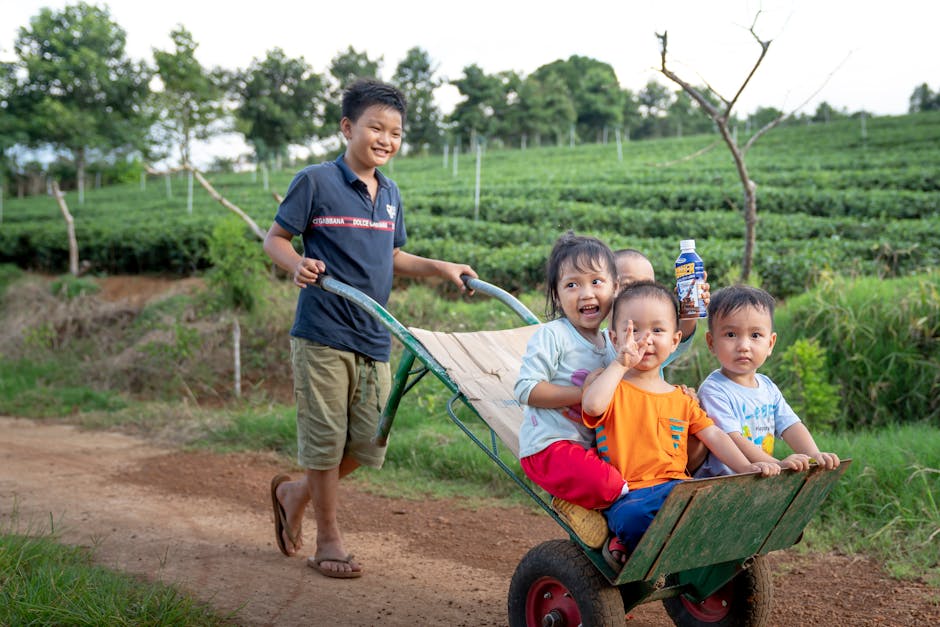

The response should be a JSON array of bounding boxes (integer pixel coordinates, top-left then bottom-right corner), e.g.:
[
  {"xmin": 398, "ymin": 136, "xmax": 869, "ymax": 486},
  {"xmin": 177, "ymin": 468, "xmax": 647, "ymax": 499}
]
[
  {"xmin": 275, "ymin": 476, "xmax": 311, "ymax": 555},
  {"xmin": 308, "ymin": 456, "xmax": 361, "ymax": 575}
]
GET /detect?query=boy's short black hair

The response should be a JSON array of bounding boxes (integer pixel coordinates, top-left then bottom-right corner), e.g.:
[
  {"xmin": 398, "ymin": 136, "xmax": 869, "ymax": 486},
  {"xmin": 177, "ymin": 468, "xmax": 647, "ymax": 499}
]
[
  {"xmin": 545, "ymin": 231, "xmax": 616, "ymax": 320},
  {"xmin": 613, "ymin": 248, "xmax": 649, "ymax": 262},
  {"xmin": 707, "ymin": 285, "xmax": 776, "ymax": 331},
  {"xmin": 612, "ymin": 280, "xmax": 679, "ymax": 329},
  {"xmin": 341, "ymin": 78, "xmax": 407, "ymax": 124}
]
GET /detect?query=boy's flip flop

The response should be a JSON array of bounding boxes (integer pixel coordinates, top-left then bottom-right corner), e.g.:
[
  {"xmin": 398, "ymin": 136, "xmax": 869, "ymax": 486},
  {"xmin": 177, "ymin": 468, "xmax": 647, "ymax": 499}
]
[
  {"xmin": 308, "ymin": 554, "xmax": 363, "ymax": 579},
  {"xmin": 270, "ymin": 474, "xmax": 299, "ymax": 556}
]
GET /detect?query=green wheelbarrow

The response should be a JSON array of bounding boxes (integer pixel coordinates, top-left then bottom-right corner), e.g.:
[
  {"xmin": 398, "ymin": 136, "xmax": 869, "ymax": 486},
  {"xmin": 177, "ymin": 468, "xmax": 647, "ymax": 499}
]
[{"xmin": 315, "ymin": 274, "xmax": 850, "ymax": 627}]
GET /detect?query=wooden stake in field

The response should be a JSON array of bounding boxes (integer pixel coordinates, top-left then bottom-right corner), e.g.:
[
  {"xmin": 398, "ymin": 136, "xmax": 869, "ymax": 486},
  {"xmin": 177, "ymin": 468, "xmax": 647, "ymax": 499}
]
[
  {"xmin": 233, "ymin": 317, "xmax": 241, "ymax": 398},
  {"xmin": 474, "ymin": 144, "xmax": 482, "ymax": 221},
  {"xmin": 51, "ymin": 181, "xmax": 79, "ymax": 276},
  {"xmin": 187, "ymin": 169, "xmax": 194, "ymax": 214}
]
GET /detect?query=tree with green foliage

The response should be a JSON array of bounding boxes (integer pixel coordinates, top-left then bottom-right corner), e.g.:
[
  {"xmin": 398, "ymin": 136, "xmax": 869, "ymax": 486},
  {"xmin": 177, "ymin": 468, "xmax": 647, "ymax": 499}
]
[
  {"xmin": 621, "ymin": 88, "xmax": 642, "ymax": 139},
  {"xmin": 13, "ymin": 2, "xmax": 151, "ymax": 199},
  {"xmin": 514, "ymin": 72, "xmax": 576, "ymax": 147},
  {"xmin": 749, "ymin": 106, "xmax": 785, "ymax": 130},
  {"xmin": 448, "ymin": 64, "xmax": 504, "ymax": 144},
  {"xmin": 232, "ymin": 48, "xmax": 323, "ymax": 166},
  {"xmin": 392, "ymin": 47, "xmax": 443, "ymax": 154},
  {"xmin": 322, "ymin": 46, "xmax": 383, "ymax": 134},
  {"xmin": 811, "ymin": 101, "xmax": 847, "ymax": 123},
  {"xmin": 0, "ymin": 61, "xmax": 26, "ymax": 192},
  {"xmin": 909, "ymin": 83, "xmax": 939, "ymax": 112},
  {"xmin": 487, "ymin": 70, "xmax": 523, "ymax": 145},
  {"xmin": 666, "ymin": 89, "xmax": 720, "ymax": 137},
  {"xmin": 910, "ymin": 84, "xmax": 936, "ymax": 112},
  {"xmin": 152, "ymin": 26, "xmax": 226, "ymax": 167},
  {"xmin": 531, "ymin": 56, "xmax": 623, "ymax": 142},
  {"xmin": 575, "ymin": 62, "xmax": 624, "ymax": 142},
  {"xmin": 634, "ymin": 79, "xmax": 674, "ymax": 138}
]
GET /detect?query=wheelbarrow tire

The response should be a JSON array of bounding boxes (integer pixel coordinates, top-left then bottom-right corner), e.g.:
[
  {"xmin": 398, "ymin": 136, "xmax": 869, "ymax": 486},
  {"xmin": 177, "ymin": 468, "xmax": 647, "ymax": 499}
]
[
  {"xmin": 508, "ymin": 538, "xmax": 624, "ymax": 627},
  {"xmin": 662, "ymin": 555, "xmax": 773, "ymax": 627}
]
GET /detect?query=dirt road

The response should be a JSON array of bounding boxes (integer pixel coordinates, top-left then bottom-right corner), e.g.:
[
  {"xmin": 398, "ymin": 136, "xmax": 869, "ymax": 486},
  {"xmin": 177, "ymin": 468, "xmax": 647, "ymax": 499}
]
[{"xmin": 1, "ymin": 416, "xmax": 936, "ymax": 626}]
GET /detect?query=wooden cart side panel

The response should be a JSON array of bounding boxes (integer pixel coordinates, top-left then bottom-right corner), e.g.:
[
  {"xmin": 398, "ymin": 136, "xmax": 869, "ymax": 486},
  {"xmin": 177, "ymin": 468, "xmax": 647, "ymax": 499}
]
[
  {"xmin": 615, "ymin": 470, "xmax": 810, "ymax": 584},
  {"xmin": 759, "ymin": 460, "xmax": 852, "ymax": 553},
  {"xmin": 649, "ymin": 472, "xmax": 807, "ymax": 581},
  {"xmin": 615, "ymin": 483, "xmax": 698, "ymax": 583}
]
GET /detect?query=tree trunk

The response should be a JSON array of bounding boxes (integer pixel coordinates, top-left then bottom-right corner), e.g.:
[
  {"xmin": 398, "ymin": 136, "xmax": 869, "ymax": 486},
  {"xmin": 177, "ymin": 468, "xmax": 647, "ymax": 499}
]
[
  {"xmin": 715, "ymin": 123, "xmax": 757, "ymax": 280},
  {"xmin": 76, "ymin": 146, "xmax": 86, "ymax": 205},
  {"xmin": 52, "ymin": 181, "xmax": 80, "ymax": 276},
  {"xmin": 187, "ymin": 166, "xmax": 267, "ymax": 240}
]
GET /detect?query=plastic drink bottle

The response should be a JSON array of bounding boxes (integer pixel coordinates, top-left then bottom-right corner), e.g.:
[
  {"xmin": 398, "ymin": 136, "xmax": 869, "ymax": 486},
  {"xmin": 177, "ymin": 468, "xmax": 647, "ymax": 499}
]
[{"xmin": 675, "ymin": 239, "xmax": 707, "ymax": 319}]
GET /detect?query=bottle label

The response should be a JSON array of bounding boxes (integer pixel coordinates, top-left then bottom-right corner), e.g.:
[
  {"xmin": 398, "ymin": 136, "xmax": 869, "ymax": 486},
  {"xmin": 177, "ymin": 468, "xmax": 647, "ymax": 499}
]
[
  {"xmin": 675, "ymin": 262, "xmax": 696, "ymax": 279},
  {"xmin": 675, "ymin": 252, "xmax": 706, "ymax": 319},
  {"xmin": 677, "ymin": 277, "xmax": 706, "ymax": 319}
]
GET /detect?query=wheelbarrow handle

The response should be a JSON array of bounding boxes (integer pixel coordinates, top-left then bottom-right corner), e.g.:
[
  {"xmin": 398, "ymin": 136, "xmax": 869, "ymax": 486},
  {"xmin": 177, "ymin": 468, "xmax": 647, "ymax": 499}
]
[{"xmin": 460, "ymin": 275, "xmax": 540, "ymax": 325}]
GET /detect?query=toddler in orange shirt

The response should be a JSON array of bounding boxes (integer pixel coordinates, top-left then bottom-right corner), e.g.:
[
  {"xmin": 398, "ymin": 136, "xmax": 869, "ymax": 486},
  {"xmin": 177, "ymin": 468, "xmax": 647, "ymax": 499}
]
[{"xmin": 581, "ymin": 281, "xmax": 780, "ymax": 564}]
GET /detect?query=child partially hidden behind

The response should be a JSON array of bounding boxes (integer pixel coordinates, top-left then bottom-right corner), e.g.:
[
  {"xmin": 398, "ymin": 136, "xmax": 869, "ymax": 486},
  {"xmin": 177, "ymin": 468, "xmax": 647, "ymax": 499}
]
[{"xmin": 581, "ymin": 281, "xmax": 781, "ymax": 566}]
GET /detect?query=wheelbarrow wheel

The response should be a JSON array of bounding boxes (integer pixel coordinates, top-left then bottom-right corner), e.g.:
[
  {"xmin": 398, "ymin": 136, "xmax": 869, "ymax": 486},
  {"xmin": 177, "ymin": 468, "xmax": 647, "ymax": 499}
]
[
  {"xmin": 662, "ymin": 555, "xmax": 773, "ymax": 627},
  {"xmin": 508, "ymin": 539, "xmax": 624, "ymax": 627}
]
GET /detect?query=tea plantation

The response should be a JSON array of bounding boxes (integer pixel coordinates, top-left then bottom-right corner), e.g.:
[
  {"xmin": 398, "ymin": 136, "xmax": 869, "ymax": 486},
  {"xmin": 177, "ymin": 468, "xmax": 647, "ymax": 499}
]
[{"xmin": 2, "ymin": 111, "xmax": 938, "ymax": 300}]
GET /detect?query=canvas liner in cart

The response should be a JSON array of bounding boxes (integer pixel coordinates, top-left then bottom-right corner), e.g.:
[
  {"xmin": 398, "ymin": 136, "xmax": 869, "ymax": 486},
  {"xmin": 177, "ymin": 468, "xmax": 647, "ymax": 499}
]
[{"xmin": 313, "ymin": 274, "xmax": 850, "ymax": 627}]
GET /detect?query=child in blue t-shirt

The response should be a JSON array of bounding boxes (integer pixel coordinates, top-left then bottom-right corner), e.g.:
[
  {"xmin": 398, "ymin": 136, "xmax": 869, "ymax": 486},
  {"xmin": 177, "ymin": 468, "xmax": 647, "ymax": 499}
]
[{"xmin": 694, "ymin": 285, "xmax": 840, "ymax": 478}]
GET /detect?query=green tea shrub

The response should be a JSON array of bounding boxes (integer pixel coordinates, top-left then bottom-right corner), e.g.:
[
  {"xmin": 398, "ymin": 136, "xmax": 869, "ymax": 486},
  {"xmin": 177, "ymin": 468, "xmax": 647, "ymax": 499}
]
[
  {"xmin": 206, "ymin": 218, "xmax": 268, "ymax": 312},
  {"xmin": 774, "ymin": 272, "xmax": 940, "ymax": 428},
  {"xmin": 50, "ymin": 274, "xmax": 100, "ymax": 299},
  {"xmin": 775, "ymin": 338, "xmax": 843, "ymax": 430}
]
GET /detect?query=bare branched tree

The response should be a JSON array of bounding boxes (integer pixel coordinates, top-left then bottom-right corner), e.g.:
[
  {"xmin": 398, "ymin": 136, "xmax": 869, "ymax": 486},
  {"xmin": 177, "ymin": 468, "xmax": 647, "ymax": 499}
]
[{"xmin": 656, "ymin": 12, "xmax": 817, "ymax": 280}]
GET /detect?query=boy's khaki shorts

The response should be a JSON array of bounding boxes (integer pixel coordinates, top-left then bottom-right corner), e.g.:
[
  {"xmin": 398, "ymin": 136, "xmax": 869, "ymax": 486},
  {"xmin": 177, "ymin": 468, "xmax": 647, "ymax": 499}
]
[{"xmin": 290, "ymin": 337, "xmax": 391, "ymax": 470}]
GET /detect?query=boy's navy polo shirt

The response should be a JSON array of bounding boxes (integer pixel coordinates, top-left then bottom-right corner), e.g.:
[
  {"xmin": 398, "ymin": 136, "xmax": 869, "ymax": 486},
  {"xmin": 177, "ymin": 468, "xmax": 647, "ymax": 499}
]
[{"xmin": 274, "ymin": 154, "xmax": 407, "ymax": 361}]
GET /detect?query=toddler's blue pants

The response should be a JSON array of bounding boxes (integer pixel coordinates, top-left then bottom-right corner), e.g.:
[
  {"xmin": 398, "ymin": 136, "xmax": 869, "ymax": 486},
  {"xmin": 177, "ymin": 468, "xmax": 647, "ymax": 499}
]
[{"xmin": 604, "ymin": 479, "xmax": 682, "ymax": 551}]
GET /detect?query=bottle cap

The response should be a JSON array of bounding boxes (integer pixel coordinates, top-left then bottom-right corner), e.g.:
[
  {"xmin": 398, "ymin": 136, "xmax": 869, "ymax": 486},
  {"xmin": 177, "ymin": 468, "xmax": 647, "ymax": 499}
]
[{"xmin": 680, "ymin": 239, "xmax": 695, "ymax": 250}]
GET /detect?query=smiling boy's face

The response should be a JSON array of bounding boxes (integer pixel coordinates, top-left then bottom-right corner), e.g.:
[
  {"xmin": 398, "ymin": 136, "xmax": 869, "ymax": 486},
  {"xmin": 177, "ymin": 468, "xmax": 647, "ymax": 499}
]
[{"xmin": 341, "ymin": 104, "xmax": 403, "ymax": 173}]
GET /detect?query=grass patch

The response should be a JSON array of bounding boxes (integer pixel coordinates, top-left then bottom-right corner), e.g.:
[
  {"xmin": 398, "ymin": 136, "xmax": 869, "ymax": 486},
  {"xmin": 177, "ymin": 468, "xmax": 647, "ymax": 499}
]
[
  {"xmin": 0, "ymin": 263, "xmax": 24, "ymax": 298},
  {"xmin": 188, "ymin": 387, "xmax": 537, "ymax": 505},
  {"xmin": 0, "ymin": 358, "xmax": 127, "ymax": 417},
  {"xmin": 779, "ymin": 425, "xmax": 940, "ymax": 585},
  {"xmin": 0, "ymin": 524, "xmax": 233, "ymax": 625},
  {"xmin": 196, "ymin": 403, "xmax": 297, "ymax": 455}
]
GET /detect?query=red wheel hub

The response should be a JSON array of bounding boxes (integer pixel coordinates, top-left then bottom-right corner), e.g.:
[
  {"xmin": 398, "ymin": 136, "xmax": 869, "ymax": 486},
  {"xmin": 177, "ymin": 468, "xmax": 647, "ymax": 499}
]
[
  {"xmin": 679, "ymin": 579, "xmax": 734, "ymax": 622},
  {"xmin": 526, "ymin": 576, "xmax": 580, "ymax": 626}
]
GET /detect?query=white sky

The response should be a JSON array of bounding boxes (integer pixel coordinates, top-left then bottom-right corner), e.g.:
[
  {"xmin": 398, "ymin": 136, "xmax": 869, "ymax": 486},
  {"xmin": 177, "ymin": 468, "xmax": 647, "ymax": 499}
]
[{"xmin": 2, "ymin": 0, "xmax": 937, "ymax": 166}]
